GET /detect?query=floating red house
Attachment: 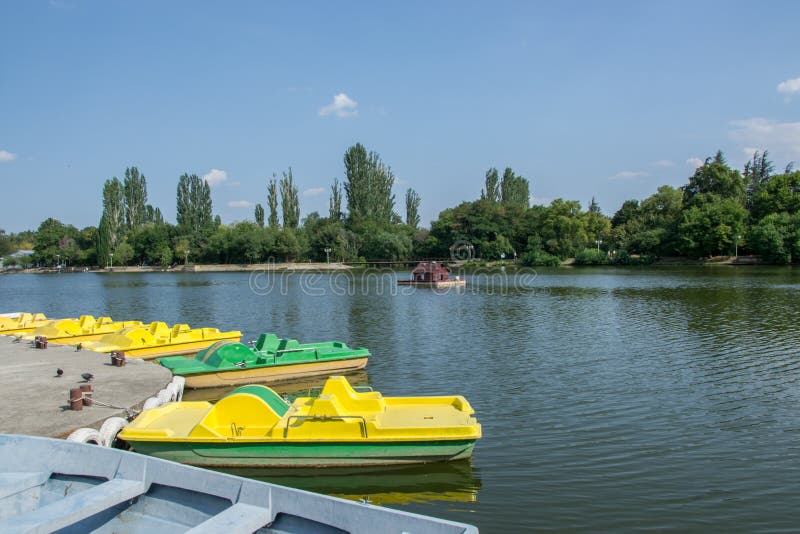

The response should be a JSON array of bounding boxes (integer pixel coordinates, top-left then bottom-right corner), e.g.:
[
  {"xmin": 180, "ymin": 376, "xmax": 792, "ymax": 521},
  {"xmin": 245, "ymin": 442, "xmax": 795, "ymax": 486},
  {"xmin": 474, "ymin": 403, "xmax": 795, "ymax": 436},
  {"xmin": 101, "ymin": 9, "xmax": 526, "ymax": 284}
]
[{"xmin": 397, "ymin": 262, "xmax": 466, "ymax": 288}]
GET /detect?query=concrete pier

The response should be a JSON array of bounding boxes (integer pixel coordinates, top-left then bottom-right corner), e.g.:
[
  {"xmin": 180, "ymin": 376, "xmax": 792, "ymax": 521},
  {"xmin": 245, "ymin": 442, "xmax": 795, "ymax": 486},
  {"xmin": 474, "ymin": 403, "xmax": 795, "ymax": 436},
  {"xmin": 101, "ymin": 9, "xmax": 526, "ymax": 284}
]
[{"xmin": 0, "ymin": 336, "xmax": 172, "ymax": 437}]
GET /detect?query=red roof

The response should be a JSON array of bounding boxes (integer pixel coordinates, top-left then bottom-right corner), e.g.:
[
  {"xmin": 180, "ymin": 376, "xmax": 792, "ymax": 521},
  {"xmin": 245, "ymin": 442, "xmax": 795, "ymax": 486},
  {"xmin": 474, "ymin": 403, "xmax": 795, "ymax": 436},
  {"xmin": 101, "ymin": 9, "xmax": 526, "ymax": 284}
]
[{"xmin": 411, "ymin": 261, "xmax": 451, "ymax": 274}]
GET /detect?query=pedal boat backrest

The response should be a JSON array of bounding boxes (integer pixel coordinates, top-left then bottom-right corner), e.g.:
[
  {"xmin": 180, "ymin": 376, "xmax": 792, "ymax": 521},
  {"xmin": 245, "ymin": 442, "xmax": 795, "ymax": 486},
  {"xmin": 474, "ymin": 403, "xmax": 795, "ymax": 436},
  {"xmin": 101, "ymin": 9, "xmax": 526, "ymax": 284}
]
[
  {"xmin": 309, "ymin": 376, "xmax": 386, "ymax": 416},
  {"xmin": 190, "ymin": 385, "xmax": 289, "ymax": 438}
]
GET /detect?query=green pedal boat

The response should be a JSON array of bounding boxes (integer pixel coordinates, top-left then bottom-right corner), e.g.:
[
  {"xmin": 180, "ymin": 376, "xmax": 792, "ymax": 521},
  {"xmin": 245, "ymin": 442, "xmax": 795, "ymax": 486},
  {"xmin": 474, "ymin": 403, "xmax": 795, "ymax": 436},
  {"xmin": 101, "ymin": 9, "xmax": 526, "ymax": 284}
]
[{"xmin": 157, "ymin": 334, "xmax": 371, "ymax": 389}]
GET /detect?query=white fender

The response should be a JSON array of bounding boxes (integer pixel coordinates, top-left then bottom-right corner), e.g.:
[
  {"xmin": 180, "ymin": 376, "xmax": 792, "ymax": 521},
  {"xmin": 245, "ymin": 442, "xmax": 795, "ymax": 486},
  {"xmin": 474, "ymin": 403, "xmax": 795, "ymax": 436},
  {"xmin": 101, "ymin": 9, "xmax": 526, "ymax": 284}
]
[
  {"xmin": 98, "ymin": 417, "xmax": 128, "ymax": 448},
  {"xmin": 66, "ymin": 428, "xmax": 102, "ymax": 445},
  {"xmin": 165, "ymin": 383, "xmax": 179, "ymax": 402},
  {"xmin": 156, "ymin": 388, "xmax": 172, "ymax": 405},
  {"xmin": 142, "ymin": 397, "xmax": 161, "ymax": 410},
  {"xmin": 171, "ymin": 376, "xmax": 185, "ymax": 401}
]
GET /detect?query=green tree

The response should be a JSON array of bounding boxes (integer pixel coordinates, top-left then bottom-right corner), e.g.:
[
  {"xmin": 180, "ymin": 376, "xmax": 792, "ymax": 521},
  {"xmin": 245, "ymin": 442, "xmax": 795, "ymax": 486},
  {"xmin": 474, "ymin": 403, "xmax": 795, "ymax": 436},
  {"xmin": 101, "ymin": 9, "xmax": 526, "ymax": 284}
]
[
  {"xmin": 750, "ymin": 171, "xmax": 800, "ymax": 221},
  {"xmin": 343, "ymin": 143, "xmax": 396, "ymax": 225},
  {"xmin": 500, "ymin": 167, "xmax": 530, "ymax": 209},
  {"xmin": 123, "ymin": 166, "xmax": 148, "ymax": 230},
  {"xmin": 176, "ymin": 173, "xmax": 213, "ymax": 238},
  {"xmin": 267, "ymin": 175, "xmax": 280, "ymax": 228},
  {"xmin": 254, "ymin": 203, "xmax": 265, "ymax": 228},
  {"xmin": 678, "ymin": 197, "xmax": 747, "ymax": 257},
  {"xmin": 481, "ymin": 168, "xmax": 499, "ymax": 202},
  {"xmin": 405, "ymin": 188, "xmax": 421, "ymax": 228},
  {"xmin": 683, "ymin": 151, "xmax": 746, "ymax": 208},
  {"xmin": 279, "ymin": 167, "xmax": 300, "ymax": 229},
  {"xmin": 96, "ymin": 177, "xmax": 125, "ymax": 265},
  {"xmin": 744, "ymin": 150, "xmax": 774, "ymax": 209},
  {"xmin": 34, "ymin": 218, "xmax": 80, "ymax": 266},
  {"xmin": 329, "ymin": 178, "xmax": 343, "ymax": 221}
]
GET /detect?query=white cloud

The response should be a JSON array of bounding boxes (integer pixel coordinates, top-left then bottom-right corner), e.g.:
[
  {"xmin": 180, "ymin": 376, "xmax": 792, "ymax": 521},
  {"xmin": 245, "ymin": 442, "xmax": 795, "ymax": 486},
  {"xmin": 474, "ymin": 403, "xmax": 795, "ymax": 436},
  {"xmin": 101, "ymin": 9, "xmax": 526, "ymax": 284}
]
[
  {"xmin": 686, "ymin": 157, "xmax": 704, "ymax": 169},
  {"xmin": 203, "ymin": 169, "xmax": 227, "ymax": 187},
  {"xmin": 608, "ymin": 170, "xmax": 648, "ymax": 181},
  {"xmin": 729, "ymin": 118, "xmax": 800, "ymax": 160},
  {"xmin": 0, "ymin": 150, "xmax": 17, "ymax": 162},
  {"xmin": 652, "ymin": 159, "xmax": 674, "ymax": 168},
  {"xmin": 226, "ymin": 200, "xmax": 253, "ymax": 208},
  {"xmin": 302, "ymin": 187, "xmax": 326, "ymax": 197},
  {"xmin": 777, "ymin": 77, "xmax": 800, "ymax": 94},
  {"xmin": 319, "ymin": 93, "xmax": 358, "ymax": 118}
]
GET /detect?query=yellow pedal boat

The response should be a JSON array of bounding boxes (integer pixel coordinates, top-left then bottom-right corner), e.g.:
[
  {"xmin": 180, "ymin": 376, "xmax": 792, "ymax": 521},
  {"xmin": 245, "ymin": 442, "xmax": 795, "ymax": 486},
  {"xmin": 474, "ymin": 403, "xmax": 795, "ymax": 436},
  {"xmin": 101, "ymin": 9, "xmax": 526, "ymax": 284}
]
[
  {"xmin": 0, "ymin": 313, "xmax": 75, "ymax": 336},
  {"xmin": 83, "ymin": 321, "xmax": 242, "ymax": 359},
  {"xmin": 22, "ymin": 315, "xmax": 143, "ymax": 345},
  {"xmin": 118, "ymin": 375, "xmax": 482, "ymax": 467}
]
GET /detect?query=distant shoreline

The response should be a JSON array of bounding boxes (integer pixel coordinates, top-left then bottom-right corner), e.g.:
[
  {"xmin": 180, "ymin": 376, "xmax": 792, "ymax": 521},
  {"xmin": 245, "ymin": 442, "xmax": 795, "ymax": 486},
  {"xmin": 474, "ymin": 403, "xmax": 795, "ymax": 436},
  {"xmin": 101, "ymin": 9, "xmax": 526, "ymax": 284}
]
[
  {"xmin": 2, "ymin": 262, "xmax": 354, "ymax": 275},
  {"xmin": 1, "ymin": 255, "xmax": 773, "ymax": 275}
]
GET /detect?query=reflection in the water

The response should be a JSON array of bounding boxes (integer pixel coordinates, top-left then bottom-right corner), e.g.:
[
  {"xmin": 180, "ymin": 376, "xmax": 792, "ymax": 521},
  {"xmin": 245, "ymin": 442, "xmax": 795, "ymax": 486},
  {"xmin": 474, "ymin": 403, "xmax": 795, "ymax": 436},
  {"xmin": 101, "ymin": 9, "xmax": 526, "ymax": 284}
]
[{"xmin": 219, "ymin": 459, "xmax": 481, "ymax": 506}]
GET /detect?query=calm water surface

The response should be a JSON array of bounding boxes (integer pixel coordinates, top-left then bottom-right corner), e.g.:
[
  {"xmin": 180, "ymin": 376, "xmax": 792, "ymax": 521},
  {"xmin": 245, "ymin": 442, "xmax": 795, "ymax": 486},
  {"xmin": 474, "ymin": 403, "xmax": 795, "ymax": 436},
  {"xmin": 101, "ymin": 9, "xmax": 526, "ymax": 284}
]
[{"xmin": 2, "ymin": 266, "xmax": 800, "ymax": 532}]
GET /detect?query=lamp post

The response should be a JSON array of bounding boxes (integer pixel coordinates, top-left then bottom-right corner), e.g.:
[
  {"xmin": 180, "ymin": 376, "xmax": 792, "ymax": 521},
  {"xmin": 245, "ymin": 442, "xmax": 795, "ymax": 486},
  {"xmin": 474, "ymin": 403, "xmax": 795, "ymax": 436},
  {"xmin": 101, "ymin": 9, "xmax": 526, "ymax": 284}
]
[
  {"xmin": 184, "ymin": 249, "xmax": 189, "ymax": 266},
  {"xmin": 109, "ymin": 253, "xmax": 113, "ymax": 269},
  {"xmin": 595, "ymin": 239, "xmax": 603, "ymax": 252},
  {"xmin": 735, "ymin": 234, "xmax": 741, "ymax": 258},
  {"xmin": 56, "ymin": 254, "xmax": 60, "ymax": 269},
  {"xmin": 324, "ymin": 247, "xmax": 332, "ymax": 264}
]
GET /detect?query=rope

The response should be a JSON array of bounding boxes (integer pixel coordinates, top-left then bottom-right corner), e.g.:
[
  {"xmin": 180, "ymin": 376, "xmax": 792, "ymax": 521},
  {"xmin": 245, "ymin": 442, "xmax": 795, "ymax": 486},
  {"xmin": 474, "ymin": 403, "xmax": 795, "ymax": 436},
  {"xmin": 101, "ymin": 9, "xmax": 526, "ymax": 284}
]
[{"xmin": 79, "ymin": 394, "xmax": 139, "ymax": 418}]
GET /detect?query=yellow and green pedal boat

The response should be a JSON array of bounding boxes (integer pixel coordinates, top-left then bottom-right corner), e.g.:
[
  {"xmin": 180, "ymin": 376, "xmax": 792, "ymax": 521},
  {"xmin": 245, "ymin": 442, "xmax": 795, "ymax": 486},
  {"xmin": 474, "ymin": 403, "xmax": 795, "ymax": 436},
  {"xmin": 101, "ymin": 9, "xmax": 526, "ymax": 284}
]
[
  {"xmin": 0, "ymin": 313, "xmax": 73, "ymax": 336},
  {"xmin": 157, "ymin": 334, "xmax": 370, "ymax": 389},
  {"xmin": 22, "ymin": 315, "xmax": 143, "ymax": 345},
  {"xmin": 119, "ymin": 376, "xmax": 481, "ymax": 467},
  {"xmin": 83, "ymin": 322, "xmax": 242, "ymax": 359}
]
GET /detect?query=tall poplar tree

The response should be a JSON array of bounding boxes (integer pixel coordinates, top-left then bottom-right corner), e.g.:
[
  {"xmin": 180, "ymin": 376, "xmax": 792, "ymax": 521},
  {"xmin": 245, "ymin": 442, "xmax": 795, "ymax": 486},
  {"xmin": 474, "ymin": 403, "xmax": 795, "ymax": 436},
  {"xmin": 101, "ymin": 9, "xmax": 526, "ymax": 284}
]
[
  {"xmin": 405, "ymin": 188, "xmax": 421, "ymax": 228},
  {"xmin": 329, "ymin": 178, "xmax": 343, "ymax": 221},
  {"xmin": 123, "ymin": 166, "xmax": 148, "ymax": 230},
  {"xmin": 267, "ymin": 175, "xmax": 279, "ymax": 228},
  {"xmin": 500, "ymin": 167, "xmax": 530, "ymax": 209},
  {"xmin": 279, "ymin": 167, "xmax": 300, "ymax": 229},
  {"xmin": 176, "ymin": 173, "xmax": 213, "ymax": 237},
  {"xmin": 482, "ymin": 168, "xmax": 499, "ymax": 202},
  {"xmin": 343, "ymin": 143, "xmax": 395, "ymax": 225},
  {"xmin": 96, "ymin": 177, "xmax": 125, "ymax": 265},
  {"xmin": 254, "ymin": 203, "xmax": 265, "ymax": 227}
]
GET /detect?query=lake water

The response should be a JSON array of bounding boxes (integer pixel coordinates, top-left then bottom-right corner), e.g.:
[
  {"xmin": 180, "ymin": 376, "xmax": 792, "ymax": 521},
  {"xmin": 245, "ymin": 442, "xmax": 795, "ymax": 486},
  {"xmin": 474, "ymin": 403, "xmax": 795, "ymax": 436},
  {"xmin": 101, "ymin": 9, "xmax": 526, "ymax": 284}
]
[{"xmin": 2, "ymin": 266, "xmax": 800, "ymax": 532}]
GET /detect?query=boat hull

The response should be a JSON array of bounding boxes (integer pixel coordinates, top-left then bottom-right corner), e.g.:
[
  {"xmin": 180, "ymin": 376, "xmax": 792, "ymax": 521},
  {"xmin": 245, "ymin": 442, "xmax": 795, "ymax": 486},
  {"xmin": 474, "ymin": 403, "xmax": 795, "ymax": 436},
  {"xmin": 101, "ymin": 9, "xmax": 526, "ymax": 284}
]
[
  {"xmin": 397, "ymin": 280, "xmax": 466, "ymax": 288},
  {"xmin": 180, "ymin": 356, "xmax": 369, "ymax": 389},
  {"xmin": 110, "ymin": 337, "xmax": 242, "ymax": 359},
  {"xmin": 126, "ymin": 439, "xmax": 476, "ymax": 467}
]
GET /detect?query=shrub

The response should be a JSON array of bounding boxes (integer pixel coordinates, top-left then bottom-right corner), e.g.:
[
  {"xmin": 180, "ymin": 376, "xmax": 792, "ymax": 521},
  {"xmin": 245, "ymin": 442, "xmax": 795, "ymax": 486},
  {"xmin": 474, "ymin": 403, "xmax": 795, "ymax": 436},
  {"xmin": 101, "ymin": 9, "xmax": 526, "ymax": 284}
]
[
  {"xmin": 521, "ymin": 249, "xmax": 561, "ymax": 267},
  {"xmin": 574, "ymin": 248, "xmax": 611, "ymax": 265}
]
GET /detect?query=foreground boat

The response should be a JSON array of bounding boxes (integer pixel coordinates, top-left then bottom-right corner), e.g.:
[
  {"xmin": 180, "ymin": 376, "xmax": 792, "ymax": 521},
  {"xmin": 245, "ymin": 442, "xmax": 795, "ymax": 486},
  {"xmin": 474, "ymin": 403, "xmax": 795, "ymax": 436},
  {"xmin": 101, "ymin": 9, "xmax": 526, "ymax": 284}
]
[
  {"xmin": 83, "ymin": 321, "xmax": 242, "ymax": 359},
  {"xmin": 158, "ymin": 334, "xmax": 370, "ymax": 389},
  {"xmin": 0, "ymin": 312, "xmax": 73, "ymax": 336},
  {"xmin": 0, "ymin": 434, "xmax": 477, "ymax": 533},
  {"xmin": 119, "ymin": 376, "xmax": 481, "ymax": 467},
  {"xmin": 22, "ymin": 315, "xmax": 143, "ymax": 344}
]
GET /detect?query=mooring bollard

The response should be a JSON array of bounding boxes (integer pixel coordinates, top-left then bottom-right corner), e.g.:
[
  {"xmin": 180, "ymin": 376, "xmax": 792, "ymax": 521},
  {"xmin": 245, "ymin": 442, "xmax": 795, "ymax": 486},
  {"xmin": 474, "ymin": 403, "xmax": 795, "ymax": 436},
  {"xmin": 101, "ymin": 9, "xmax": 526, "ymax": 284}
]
[
  {"xmin": 111, "ymin": 350, "xmax": 127, "ymax": 367},
  {"xmin": 69, "ymin": 388, "xmax": 83, "ymax": 411},
  {"xmin": 80, "ymin": 384, "xmax": 93, "ymax": 406}
]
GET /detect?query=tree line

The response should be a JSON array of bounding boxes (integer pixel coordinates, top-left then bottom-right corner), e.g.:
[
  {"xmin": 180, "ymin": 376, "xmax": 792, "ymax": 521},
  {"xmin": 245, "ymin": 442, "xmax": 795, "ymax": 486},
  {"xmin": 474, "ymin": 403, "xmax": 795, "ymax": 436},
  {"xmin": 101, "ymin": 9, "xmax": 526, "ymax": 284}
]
[{"xmin": 3, "ymin": 145, "xmax": 799, "ymax": 269}]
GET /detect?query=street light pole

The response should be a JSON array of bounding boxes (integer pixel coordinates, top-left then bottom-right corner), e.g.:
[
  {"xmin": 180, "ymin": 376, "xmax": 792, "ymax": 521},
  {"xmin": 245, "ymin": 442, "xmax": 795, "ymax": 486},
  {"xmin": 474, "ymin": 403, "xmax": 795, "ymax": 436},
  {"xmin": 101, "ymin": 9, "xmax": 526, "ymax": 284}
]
[
  {"xmin": 595, "ymin": 239, "xmax": 603, "ymax": 252},
  {"xmin": 735, "ymin": 234, "xmax": 741, "ymax": 258},
  {"xmin": 56, "ymin": 254, "xmax": 60, "ymax": 269},
  {"xmin": 109, "ymin": 253, "xmax": 113, "ymax": 269},
  {"xmin": 324, "ymin": 247, "xmax": 331, "ymax": 264}
]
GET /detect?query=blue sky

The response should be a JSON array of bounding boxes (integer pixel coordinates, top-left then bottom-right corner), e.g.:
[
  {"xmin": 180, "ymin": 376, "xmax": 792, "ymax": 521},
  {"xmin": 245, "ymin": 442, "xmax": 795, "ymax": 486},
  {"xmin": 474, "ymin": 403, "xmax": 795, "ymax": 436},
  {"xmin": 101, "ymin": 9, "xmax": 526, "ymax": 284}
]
[{"xmin": 1, "ymin": 1, "xmax": 799, "ymax": 233}]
